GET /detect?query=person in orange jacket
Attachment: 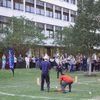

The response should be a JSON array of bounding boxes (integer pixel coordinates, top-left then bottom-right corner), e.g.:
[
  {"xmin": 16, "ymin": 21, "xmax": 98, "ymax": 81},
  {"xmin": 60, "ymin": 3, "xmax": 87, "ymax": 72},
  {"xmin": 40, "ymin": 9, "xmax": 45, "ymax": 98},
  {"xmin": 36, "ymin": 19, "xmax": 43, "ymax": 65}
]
[{"xmin": 60, "ymin": 74, "xmax": 73, "ymax": 94}]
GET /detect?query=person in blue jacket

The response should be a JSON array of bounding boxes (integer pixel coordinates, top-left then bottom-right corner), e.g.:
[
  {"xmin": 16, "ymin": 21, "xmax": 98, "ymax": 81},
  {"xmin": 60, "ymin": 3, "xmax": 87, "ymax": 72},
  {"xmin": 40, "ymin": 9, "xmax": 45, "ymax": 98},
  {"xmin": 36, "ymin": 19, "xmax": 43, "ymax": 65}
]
[{"xmin": 40, "ymin": 53, "xmax": 51, "ymax": 92}]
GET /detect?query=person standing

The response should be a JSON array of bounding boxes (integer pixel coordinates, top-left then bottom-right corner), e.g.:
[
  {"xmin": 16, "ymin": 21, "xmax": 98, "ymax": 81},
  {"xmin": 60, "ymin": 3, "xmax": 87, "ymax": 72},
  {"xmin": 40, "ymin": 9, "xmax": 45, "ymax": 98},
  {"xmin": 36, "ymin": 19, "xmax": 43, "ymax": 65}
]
[
  {"xmin": 14, "ymin": 55, "xmax": 17, "ymax": 69},
  {"xmin": 95, "ymin": 58, "xmax": 99, "ymax": 72},
  {"xmin": 25, "ymin": 55, "xmax": 30, "ymax": 69},
  {"xmin": 49, "ymin": 56, "xmax": 54, "ymax": 68},
  {"xmin": 61, "ymin": 56, "xmax": 66, "ymax": 71},
  {"xmin": 2, "ymin": 54, "xmax": 6, "ymax": 69},
  {"xmin": 32, "ymin": 56, "xmax": 36, "ymax": 68},
  {"xmin": 29, "ymin": 56, "xmax": 32, "ymax": 68},
  {"xmin": 65, "ymin": 57, "xmax": 69, "ymax": 71},
  {"xmin": 18, "ymin": 54, "xmax": 22, "ymax": 69},
  {"xmin": 40, "ymin": 53, "xmax": 51, "ymax": 92},
  {"xmin": 60, "ymin": 74, "xmax": 73, "ymax": 94},
  {"xmin": 83, "ymin": 55, "xmax": 87, "ymax": 72},
  {"xmin": 70, "ymin": 56, "xmax": 76, "ymax": 72},
  {"xmin": 57, "ymin": 56, "xmax": 63, "ymax": 79},
  {"xmin": 36, "ymin": 55, "xmax": 40, "ymax": 68}
]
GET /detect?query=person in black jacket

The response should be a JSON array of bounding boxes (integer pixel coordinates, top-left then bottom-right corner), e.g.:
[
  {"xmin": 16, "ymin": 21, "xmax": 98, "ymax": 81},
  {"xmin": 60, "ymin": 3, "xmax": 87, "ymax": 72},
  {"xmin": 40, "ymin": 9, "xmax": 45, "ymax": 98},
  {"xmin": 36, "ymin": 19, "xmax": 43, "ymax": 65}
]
[{"xmin": 83, "ymin": 55, "xmax": 87, "ymax": 72}]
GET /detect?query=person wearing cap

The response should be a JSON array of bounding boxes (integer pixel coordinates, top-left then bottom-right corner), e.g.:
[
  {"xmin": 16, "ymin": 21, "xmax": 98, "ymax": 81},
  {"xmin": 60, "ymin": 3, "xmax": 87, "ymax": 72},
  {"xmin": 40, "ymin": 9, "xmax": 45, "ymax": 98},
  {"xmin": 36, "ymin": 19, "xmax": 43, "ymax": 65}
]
[
  {"xmin": 60, "ymin": 74, "xmax": 73, "ymax": 94},
  {"xmin": 40, "ymin": 53, "xmax": 51, "ymax": 92}
]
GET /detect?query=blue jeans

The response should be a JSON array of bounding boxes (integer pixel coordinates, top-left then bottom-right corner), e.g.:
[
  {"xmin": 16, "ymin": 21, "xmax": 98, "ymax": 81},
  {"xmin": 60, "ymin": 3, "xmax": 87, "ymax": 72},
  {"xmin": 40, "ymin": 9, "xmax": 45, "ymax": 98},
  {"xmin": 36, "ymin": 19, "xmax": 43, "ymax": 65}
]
[
  {"xmin": 62, "ymin": 63, "xmax": 66, "ymax": 70},
  {"xmin": 2, "ymin": 61, "xmax": 6, "ymax": 69},
  {"xmin": 81, "ymin": 64, "xmax": 84, "ymax": 71},
  {"xmin": 57, "ymin": 67, "xmax": 63, "ymax": 78},
  {"xmin": 61, "ymin": 81, "xmax": 73, "ymax": 93},
  {"xmin": 41, "ymin": 73, "xmax": 50, "ymax": 90},
  {"xmin": 70, "ymin": 64, "xmax": 74, "ymax": 72},
  {"xmin": 18, "ymin": 62, "xmax": 22, "ymax": 68}
]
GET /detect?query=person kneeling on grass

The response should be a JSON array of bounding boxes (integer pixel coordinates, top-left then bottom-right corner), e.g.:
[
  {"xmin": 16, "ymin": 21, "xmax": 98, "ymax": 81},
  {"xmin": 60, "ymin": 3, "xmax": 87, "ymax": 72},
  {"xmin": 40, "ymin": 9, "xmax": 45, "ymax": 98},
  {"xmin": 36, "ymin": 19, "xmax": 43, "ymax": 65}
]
[{"xmin": 60, "ymin": 74, "xmax": 73, "ymax": 94}]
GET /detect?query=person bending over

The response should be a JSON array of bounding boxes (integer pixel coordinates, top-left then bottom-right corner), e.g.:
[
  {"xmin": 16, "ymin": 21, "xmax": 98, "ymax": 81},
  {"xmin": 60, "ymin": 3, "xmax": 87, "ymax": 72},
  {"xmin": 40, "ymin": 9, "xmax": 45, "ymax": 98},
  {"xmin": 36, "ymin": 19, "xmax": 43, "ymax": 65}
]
[{"xmin": 60, "ymin": 74, "xmax": 73, "ymax": 94}]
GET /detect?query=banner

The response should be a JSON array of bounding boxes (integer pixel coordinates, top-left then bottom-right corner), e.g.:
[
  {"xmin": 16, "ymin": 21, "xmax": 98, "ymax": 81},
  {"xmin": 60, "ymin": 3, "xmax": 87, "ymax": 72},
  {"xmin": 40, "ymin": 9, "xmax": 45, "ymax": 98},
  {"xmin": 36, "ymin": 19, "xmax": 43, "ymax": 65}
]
[
  {"xmin": 7, "ymin": 47, "xmax": 14, "ymax": 69},
  {"xmin": 7, "ymin": 47, "xmax": 14, "ymax": 76}
]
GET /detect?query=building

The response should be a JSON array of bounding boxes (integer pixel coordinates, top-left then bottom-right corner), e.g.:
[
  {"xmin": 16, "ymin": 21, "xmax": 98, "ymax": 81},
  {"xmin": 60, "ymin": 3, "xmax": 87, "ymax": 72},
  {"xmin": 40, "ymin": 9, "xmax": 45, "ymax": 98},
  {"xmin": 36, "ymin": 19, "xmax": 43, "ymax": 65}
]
[{"xmin": 0, "ymin": 0, "xmax": 77, "ymax": 56}]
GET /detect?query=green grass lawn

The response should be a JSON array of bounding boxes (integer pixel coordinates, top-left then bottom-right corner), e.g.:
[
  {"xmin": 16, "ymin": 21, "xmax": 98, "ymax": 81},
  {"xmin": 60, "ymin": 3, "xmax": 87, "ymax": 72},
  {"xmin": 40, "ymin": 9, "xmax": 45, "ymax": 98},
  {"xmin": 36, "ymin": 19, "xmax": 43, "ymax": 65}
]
[{"xmin": 0, "ymin": 68, "xmax": 100, "ymax": 100}]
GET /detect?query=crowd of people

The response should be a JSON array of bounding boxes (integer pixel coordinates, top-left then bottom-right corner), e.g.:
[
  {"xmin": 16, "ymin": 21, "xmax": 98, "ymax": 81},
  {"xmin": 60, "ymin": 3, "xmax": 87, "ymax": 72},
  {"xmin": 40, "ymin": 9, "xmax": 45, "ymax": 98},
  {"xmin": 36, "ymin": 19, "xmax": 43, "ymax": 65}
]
[
  {"xmin": 0, "ymin": 53, "xmax": 100, "ymax": 73},
  {"xmin": 1, "ymin": 53, "xmax": 100, "ymax": 94}
]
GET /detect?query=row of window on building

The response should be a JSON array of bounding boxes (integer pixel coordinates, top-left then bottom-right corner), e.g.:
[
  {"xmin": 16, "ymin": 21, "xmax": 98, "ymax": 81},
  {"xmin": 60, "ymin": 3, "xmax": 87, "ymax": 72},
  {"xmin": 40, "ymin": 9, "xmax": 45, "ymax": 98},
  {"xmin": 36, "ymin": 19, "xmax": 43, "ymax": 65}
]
[
  {"xmin": 0, "ymin": 16, "xmax": 62, "ymax": 39},
  {"xmin": 0, "ymin": 0, "xmax": 76, "ymax": 23}
]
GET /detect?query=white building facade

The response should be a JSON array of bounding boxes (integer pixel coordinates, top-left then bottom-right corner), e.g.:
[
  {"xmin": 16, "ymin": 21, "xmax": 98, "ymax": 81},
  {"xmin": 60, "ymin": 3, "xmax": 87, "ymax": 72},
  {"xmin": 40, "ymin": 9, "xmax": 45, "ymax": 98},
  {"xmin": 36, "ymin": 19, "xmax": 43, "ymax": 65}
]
[{"xmin": 0, "ymin": 0, "xmax": 77, "ymax": 56}]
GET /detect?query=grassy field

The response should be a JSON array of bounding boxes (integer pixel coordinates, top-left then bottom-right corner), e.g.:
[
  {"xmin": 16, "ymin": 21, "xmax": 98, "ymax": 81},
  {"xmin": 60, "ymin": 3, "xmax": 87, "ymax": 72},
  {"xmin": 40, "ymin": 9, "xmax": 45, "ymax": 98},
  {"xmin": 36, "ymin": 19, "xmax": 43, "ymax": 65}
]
[{"xmin": 0, "ymin": 68, "xmax": 100, "ymax": 100}]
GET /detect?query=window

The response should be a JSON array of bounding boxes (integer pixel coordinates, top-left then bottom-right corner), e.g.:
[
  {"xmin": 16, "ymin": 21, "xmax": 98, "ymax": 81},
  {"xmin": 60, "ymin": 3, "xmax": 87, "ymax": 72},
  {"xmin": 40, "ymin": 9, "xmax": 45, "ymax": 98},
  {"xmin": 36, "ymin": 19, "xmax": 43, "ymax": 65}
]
[
  {"xmin": 31, "ymin": 7, "xmax": 34, "ymax": 13},
  {"xmin": 46, "ymin": 30, "xmax": 54, "ymax": 38},
  {"xmin": 46, "ymin": 3, "xmax": 53, "ymax": 18},
  {"xmin": 46, "ymin": 25, "xmax": 54, "ymax": 38},
  {"xmin": 25, "ymin": 0, "xmax": 34, "ymax": 4},
  {"xmin": 63, "ymin": 0, "xmax": 69, "ymax": 2},
  {"xmin": 36, "ymin": 1, "xmax": 44, "ymax": 7},
  {"xmin": 55, "ymin": 12, "xmax": 61, "ymax": 20},
  {"xmin": 55, "ymin": 6, "xmax": 61, "ymax": 20},
  {"xmin": 36, "ymin": 8, "xmax": 44, "ymax": 16},
  {"xmin": 0, "ymin": 0, "xmax": 11, "ymax": 8},
  {"xmin": 36, "ymin": 1, "xmax": 44, "ymax": 16},
  {"xmin": 41, "ymin": 9, "xmax": 44, "ymax": 15},
  {"xmin": 71, "ymin": 10, "xmax": 76, "ymax": 15},
  {"xmin": 46, "ymin": 3, "xmax": 53, "ymax": 9},
  {"xmin": 46, "ymin": 25, "xmax": 53, "ymax": 30},
  {"xmin": 36, "ymin": 8, "xmax": 40, "ymax": 14},
  {"xmin": 71, "ymin": 16, "xmax": 75, "ymax": 22},
  {"xmin": 71, "ymin": 0, "xmax": 75, "ymax": 4},
  {"xmin": 55, "ymin": 6, "xmax": 61, "ymax": 11},
  {"xmin": 46, "ymin": 10, "xmax": 53, "ymax": 18},
  {"xmin": 55, "ymin": 26, "xmax": 62, "ymax": 30},
  {"xmin": 15, "ymin": 3, "xmax": 19, "ymax": 10},
  {"xmin": 63, "ymin": 8, "xmax": 69, "ymax": 13},
  {"xmin": 3, "ymin": 0, "xmax": 7, "ymax": 7},
  {"xmin": 0, "ymin": 16, "xmax": 8, "ymax": 22},
  {"xmin": 50, "ymin": 11, "xmax": 53, "ymax": 18},
  {"xmin": 20, "ymin": 3, "xmax": 23, "ymax": 11},
  {"xmin": 58, "ymin": 13, "xmax": 60, "ymax": 19},
  {"xmin": 37, "ymin": 23, "xmax": 44, "ymax": 28},
  {"xmin": 26, "ymin": 5, "xmax": 30, "ymax": 12},
  {"xmin": 8, "ymin": 0, "xmax": 11, "ymax": 8},
  {"xmin": 14, "ymin": 0, "xmax": 23, "ymax": 11},
  {"xmin": 63, "ymin": 15, "xmax": 69, "ymax": 21},
  {"xmin": 0, "ymin": 16, "xmax": 9, "ymax": 33},
  {"xmin": 26, "ymin": 2, "xmax": 34, "ymax": 13},
  {"xmin": 71, "ymin": 10, "xmax": 76, "ymax": 23}
]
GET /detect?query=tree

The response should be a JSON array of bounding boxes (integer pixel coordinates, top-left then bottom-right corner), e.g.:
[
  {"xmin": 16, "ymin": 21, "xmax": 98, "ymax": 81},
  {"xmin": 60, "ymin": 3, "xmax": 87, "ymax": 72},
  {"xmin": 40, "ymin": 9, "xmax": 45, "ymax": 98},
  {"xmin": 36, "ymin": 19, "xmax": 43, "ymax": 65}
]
[
  {"xmin": 53, "ymin": 0, "xmax": 100, "ymax": 75},
  {"xmin": 53, "ymin": 27, "xmax": 78, "ymax": 55},
  {"xmin": 0, "ymin": 16, "xmax": 46, "ymax": 56},
  {"xmin": 72, "ymin": 0, "xmax": 100, "ymax": 75}
]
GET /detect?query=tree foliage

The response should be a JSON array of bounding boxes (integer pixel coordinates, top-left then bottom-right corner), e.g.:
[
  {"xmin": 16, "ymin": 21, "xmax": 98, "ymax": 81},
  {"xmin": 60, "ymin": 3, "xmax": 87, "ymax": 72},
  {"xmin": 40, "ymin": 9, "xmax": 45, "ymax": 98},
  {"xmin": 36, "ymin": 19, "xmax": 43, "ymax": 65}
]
[
  {"xmin": 0, "ymin": 16, "xmax": 46, "ymax": 56},
  {"xmin": 72, "ymin": 0, "xmax": 100, "ymax": 57},
  {"xmin": 54, "ymin": 0, "xmax": 100, "ymax": 57}
]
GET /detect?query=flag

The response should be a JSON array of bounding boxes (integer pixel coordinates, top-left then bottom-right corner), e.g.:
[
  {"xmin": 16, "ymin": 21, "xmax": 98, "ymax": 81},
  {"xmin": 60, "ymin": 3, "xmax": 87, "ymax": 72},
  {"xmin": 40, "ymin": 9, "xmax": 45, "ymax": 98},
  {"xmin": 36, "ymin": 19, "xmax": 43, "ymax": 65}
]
[{"xmin": 7, "ymin": 47, "xmax": 14, "ymax": 77}]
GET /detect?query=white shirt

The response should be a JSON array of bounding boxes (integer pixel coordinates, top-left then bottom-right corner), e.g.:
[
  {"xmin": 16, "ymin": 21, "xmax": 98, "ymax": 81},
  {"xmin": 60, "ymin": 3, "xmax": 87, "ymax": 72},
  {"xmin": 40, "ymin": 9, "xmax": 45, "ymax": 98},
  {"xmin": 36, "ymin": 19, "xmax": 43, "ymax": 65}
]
[
  {"xmin": 50, "ymin": 59, "xmax": 54, "ymax": 62},
  {"xmin": 25, "ymin": 57, "xmax": 29, "ymax": 62},
  {"xmin": 14, "ymin": 57, "xmax": 17, "ymax": 63},
  {"xmin": 32, "ymin": 57, "xmax": 36, "ymax": 63},
  {"xmin": 70, "ymin": 58, "xmax": 76, "ymax": 65}
]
